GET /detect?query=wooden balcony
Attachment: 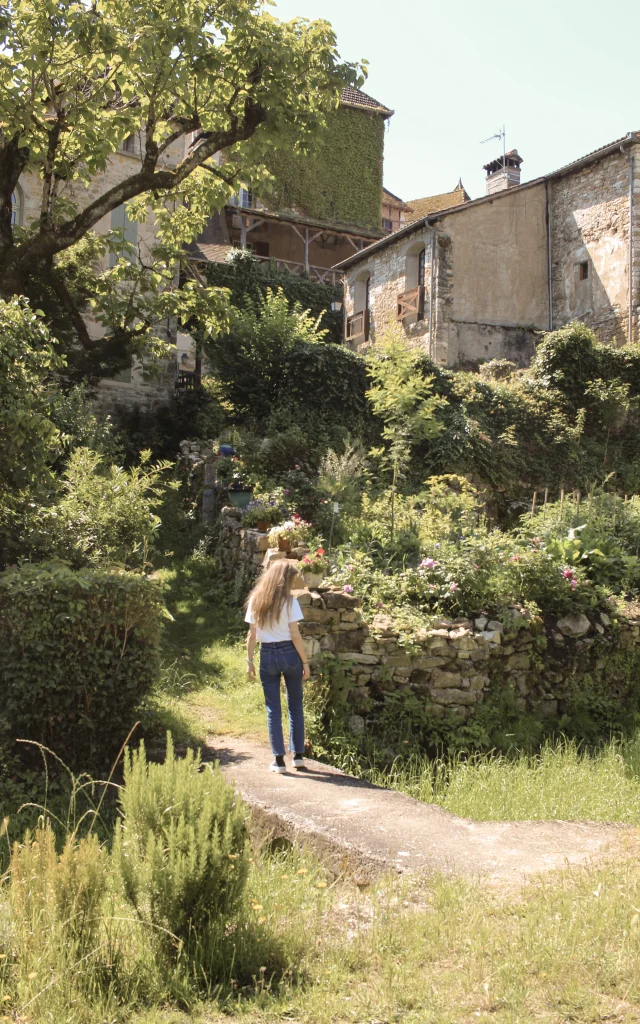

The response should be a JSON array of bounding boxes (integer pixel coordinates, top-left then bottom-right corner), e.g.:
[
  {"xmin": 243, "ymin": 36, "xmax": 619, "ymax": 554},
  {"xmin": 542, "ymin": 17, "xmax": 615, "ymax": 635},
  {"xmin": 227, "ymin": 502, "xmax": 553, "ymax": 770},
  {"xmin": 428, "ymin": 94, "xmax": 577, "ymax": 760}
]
[
  {"xmin": 252, "ymin": 254, "xmax": 343, "ymax": 287},
  {"xmin": 397, "ymin": 285, "xmax": 424, "ymax": 322},
  {"xmin": 346, "ymin": 309, "xmax": 369, "ymax": 342}
]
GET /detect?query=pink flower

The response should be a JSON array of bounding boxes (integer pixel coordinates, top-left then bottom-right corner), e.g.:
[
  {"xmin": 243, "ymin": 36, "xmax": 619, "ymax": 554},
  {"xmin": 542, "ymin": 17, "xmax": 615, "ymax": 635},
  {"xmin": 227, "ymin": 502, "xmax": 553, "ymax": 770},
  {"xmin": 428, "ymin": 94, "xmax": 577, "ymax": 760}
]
[
  {"xmin": 343, "ymin": 585, "xmax": 354, "ymax": 594},
  {"xmin": 317, "ymin": 548, "xmax": 325, "ymax": 556},
  {"xmin": 420, "ymin": 557, "xmax": 437, "ymax": 570},
  {"xmin": 571, "ymin": 579, "xmax": 578, "ymax": 589},
  {"xmin": 346, "ymin": 563, "xmax": 355, "ymax": 571},
  {"xmin": 449, "ymin": 582, "xmax": 459, "ymax": 592},
  {"xmin": 563, "ymin": 567, "xmax": 576, "ymax": 579},
  {"xmin": 284, "ymin": 489, "xmax": 290, "ymax": 496}
]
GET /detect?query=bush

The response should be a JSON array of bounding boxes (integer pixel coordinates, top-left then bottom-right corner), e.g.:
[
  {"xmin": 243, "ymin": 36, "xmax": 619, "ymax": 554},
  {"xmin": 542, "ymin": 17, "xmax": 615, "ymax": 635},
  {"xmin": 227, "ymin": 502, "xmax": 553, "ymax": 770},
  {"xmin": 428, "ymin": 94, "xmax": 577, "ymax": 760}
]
[
  {"xmin": 114, "ymin": 736, "xmax": 249, "ymax": 947},
  {"xmin": 6, "ymin": 448, "xmax": 170, "ymax": 570},
  {"xmin": 0, "ymin": 563, "xmax": 163, "ymax": 769}
]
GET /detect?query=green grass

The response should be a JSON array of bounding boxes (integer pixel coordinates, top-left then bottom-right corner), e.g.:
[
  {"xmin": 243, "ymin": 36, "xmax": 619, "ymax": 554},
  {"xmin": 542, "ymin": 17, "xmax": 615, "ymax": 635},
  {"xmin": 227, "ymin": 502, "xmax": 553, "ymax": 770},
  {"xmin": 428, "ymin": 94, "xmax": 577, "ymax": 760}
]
[{"xmin": 357, "ymin": 737, "xmax": 640, "ymax": 823}]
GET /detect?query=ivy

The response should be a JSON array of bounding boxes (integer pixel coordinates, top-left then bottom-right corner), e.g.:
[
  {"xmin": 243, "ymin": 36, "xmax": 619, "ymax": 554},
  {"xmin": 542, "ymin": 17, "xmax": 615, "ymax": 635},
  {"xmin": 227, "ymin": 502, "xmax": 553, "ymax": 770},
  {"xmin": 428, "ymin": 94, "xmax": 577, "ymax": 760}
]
[{"xmin": 265, "ymin": 107, "xmax": 385, "ymax": 231}]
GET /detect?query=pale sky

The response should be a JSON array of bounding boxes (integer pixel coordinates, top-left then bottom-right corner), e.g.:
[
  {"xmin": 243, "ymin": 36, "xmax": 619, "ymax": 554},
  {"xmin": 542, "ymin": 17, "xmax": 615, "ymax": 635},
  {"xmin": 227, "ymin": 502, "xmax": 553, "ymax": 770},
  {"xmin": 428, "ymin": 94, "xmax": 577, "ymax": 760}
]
[{"xmin": 272, "ymin": 0, "xmax": 639, "ymax": 203}]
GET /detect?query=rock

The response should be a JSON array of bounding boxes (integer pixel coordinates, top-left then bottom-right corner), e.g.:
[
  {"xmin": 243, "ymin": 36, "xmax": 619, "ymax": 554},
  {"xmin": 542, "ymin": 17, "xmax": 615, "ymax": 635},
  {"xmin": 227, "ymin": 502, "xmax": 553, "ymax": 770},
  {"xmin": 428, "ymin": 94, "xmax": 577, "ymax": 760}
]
[
  {"xmin": 291, "ymin": 546, "xmax": 310, "ymax": 559},
  {"xmin": 383, "ymin": 655, "xmax": 412, "ymax": 668},
  {"xmin": 303, "ymin": 637, "xmax": 321, "ymax": 660},
  {"xmin": 431, "ymin": 668, "xmax": 462, "ymax": 689},
  {"xmin": 371, "ymin": 613, "xmax": 395, "ymax": 636},
  {"xmin": 305, "ymin": 607, "xmax": 338, "ymax": 624},
  {"xmin": 341, "ymin": 610, "xmax": 359, "ymax": 623},
  {"xmin": 299, "ymin": 622, "xmax": 327, "ymax": 637},
  {"xmin": 325, "ymin": 591, "xmax": 360, "ymax": 610},
  {"xmin": 595, "ymin": 623, "xmax": 604, "ymax": 635},
  {"xmin": 480, "ymin": 630, "xmax": 502, "ymax": 645},
  {"xmin": 263, "ymin": 549, "xmax": 286, "ymax": 567},
  {"xmin": 334, "ymin": 629, "xmax": 368, "ymax": 653},
  {"xmin": 348, "ymin": 715, "xmax": 365, "ymax": 736},
  {"xmin": 337, "ymin": 653, "xmax": 378, "ymax": 665},
  {"xmin": 556, "ymin": 613, "xmax": 591, "ymax": 638},
  {"xmin": 451, "ymin": 635, "xmax": 478, "ymax": 651},
  {"xmin": 540, "ymin": 699, "xmax": 558, "ymax": 717},
  {"xmin": 427, "ymin": 628, "xmax": 450, "ymax": 638},
  {"xmin": 505, "ymin": 653, "xmax": 530, "ymax": 672},
  {"xmin": 430, "ymin": 688, "xmax": 476, "ymax": 706},
  {"xmin": 552, "ymin": 632, "xmax": 565, "ymax": 644},
  {"xmin": 474, "ymin": 616, "xmax": 488, "ymax": 631},
  {"xmin": 320, "ymin": 635, "xmax": 336, "ymax": 652},
  {"xmin": 600, "ymin": 611, "xmax": 611, "ymax": 626},
  {"xmin": 338, "ymin": 622, "xmax": 361, "ymax": 632},
  {"xmin": 413, "ymin": 657, "xmax": 449, "ymax": 670},
  {"xmin": 254, "ymin": 534, "xmax": 270, "ymax": 552},
  {"xmin": 470, "ymin": 674, "xmax": 488, "ymax": 691},
  {"xmin": 487, "ymin": 620, "xmax": 504, "ymax": 633},
  {"xmin": 449, "ymin": 626, "xmax": 471, "ymax": 640},
  {"xmin": 292, "ymin": 589, "xmax": 312, "ymax": 607}
]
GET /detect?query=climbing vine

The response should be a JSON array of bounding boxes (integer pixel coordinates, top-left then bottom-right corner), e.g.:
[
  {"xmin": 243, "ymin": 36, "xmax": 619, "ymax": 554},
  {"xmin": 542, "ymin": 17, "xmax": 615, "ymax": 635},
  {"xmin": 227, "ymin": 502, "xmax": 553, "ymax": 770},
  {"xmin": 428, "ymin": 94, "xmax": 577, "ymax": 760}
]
[{"xmin": 265, "ymin": 107, "xmax": 385, "ymax": 231}]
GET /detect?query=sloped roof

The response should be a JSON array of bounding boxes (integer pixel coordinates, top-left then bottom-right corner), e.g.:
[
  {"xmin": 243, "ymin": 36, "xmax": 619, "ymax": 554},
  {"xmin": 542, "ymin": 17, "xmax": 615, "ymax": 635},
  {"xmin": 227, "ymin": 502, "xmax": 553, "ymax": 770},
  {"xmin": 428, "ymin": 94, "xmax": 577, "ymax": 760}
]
[
  {"xmin": 187, "ymin": 241, "xmax": 234, "ymax": 263},
  {"xmin": 405, "ymin": 182, "xmax": 469, "ymax": 222},
  {"xmin": 382, "ymin": 187, "xmax": 412, "ymax": 211},
  {"xmin": 340, "ymin": 87, "xmax": 394, "ymax": 118}
]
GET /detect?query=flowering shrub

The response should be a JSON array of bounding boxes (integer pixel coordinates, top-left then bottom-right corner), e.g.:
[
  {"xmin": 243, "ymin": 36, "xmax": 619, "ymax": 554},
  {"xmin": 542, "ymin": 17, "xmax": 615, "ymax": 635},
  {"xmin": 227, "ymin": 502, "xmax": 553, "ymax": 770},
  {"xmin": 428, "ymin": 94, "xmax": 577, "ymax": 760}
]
[
  {"xmin": 241, "ymin": 498, "xmax": 283, "ymax": 529},
  {"xmin": 300, "ymin": 548, "xmax": 328, "ymax": 574},
  {"xmin": 268, "ymin": 513, "xmax": 313, "ymax": 547}
]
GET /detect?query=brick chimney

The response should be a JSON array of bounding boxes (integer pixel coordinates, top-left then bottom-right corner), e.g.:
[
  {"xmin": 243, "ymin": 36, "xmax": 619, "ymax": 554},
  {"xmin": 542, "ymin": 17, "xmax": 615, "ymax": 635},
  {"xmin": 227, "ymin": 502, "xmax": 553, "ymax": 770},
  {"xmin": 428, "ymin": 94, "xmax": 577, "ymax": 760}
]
[{"xmin": 483, "ymin": 150, "xmax": 523, "ymax": 195}]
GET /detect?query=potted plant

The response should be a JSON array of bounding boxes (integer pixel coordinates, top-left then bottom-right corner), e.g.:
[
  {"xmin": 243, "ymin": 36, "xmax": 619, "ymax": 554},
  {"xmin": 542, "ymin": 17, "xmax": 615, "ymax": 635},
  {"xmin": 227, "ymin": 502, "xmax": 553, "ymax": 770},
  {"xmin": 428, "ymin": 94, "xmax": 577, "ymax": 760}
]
[
  {"xmin": 268, "ymin": 514, "xmax": 313, "ymax": 552},
  {"xmin": 241, "ymin": 499, "xmax": 284, "ymax": 532},
  {"xmin": 299, "ymin": 548, "xmax": 328, "ymax": 589}
]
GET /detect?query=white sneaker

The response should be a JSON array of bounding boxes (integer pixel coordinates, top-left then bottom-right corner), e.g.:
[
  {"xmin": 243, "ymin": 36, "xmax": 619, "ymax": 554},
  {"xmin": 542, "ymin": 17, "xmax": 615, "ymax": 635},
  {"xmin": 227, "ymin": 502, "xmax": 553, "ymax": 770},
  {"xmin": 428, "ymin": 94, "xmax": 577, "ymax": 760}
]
[
  {"xmin": 292, "ymin": 753, "xmax": 305, "ymax": 769},
  {"xmin": 270, "ymin": 757, "xmax": 287, "ymax": 774}
]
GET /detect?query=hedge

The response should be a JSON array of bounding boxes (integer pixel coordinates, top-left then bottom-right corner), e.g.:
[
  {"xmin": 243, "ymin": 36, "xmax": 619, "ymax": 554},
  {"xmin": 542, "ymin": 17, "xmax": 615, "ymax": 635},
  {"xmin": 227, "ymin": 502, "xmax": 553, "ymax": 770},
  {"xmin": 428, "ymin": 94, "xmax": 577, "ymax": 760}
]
[{"xmin": 0, "ymin": 563, "xmax": 163, "ymax": 771}]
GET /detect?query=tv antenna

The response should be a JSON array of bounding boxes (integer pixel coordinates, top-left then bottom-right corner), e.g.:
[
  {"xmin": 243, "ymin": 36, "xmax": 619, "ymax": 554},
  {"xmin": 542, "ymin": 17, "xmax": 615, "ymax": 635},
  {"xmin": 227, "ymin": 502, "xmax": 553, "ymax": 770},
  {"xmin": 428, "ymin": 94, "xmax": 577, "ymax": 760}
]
[{"xmin": 481, "ymin": 124, "xmax": 506, "ymax": 168}]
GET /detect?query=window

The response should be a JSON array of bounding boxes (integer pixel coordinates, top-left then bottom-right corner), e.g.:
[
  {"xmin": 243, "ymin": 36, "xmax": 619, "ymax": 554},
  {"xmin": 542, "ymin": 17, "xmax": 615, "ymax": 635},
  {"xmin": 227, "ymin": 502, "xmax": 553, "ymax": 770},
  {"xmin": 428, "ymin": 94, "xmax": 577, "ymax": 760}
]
[
  {"xmin": 250, "ymin": 241, "xmax": 269, "ymax": 258},
  {"xmin": 382, "ymin": 217, "xmax": 393, "ymax": 232},
  {"xmin": 579, "ymin": 261, "xmax": 589, "ymax": 281},
  {"xmin": 417, "ymin": 247, "xmax": 426, "ymax": 286},
  {"xmin": 11, "ymin": 188, "xmax": 23, "ymax": 227},
  {"xmin": 231, "ymin": 187, "xmax": 253, "ymax": 208},
  {"xmin": 109, "ymin": 204, "xmax": 138, "ymax": 267},
  {"xmin": 121, "ymin": 135, "xmax": 136, "ymax": 154}
]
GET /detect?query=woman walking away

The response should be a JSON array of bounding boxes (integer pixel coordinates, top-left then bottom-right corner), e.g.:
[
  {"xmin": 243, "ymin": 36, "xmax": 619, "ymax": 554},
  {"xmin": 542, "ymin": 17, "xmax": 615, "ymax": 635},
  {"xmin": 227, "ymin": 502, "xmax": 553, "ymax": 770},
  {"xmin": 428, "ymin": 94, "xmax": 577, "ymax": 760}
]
[{"xmin": 245, "ymin": 560, "xmax": 310, "ymax": 773}]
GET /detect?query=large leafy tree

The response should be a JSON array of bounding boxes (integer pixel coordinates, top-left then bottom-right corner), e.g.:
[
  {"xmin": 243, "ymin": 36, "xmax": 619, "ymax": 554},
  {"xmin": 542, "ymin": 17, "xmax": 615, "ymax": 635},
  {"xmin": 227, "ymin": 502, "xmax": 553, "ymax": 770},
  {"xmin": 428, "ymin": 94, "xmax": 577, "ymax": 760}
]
[{"xmin": 0, "ymin": 0, "xmax": 362, "ymax": 379}]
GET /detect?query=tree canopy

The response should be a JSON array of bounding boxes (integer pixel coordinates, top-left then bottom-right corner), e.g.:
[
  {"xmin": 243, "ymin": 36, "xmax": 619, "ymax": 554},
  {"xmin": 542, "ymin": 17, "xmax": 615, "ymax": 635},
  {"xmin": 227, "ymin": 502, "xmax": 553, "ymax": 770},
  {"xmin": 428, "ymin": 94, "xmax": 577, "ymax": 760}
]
[{"xmin": 0, "ymin": 0, "xmax": 362, "ymax": 378}]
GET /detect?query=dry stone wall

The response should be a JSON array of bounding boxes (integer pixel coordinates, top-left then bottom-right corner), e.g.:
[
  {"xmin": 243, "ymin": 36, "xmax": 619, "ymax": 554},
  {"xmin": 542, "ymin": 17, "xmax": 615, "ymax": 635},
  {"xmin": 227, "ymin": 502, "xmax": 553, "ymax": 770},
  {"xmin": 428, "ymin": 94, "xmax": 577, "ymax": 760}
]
[{"xmin": 219, "ymin": 509, "xmax": 640, "ymax": 726}]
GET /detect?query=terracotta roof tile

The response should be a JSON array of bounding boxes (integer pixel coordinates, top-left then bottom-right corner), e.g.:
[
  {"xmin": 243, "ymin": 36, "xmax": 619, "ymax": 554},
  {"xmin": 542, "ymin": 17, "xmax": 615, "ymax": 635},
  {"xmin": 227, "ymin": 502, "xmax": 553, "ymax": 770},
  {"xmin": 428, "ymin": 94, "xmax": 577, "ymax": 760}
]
[
  {"xmin": 187, "ymin": 241, "xmax": 234, "ymax": 263},
  {"xmin": 340, "ymin": 88, "xmax": 393, "ymax": 117},
  {"xmin": 405, "ymin": 184, "xmax": 469, "ymax": 222}
]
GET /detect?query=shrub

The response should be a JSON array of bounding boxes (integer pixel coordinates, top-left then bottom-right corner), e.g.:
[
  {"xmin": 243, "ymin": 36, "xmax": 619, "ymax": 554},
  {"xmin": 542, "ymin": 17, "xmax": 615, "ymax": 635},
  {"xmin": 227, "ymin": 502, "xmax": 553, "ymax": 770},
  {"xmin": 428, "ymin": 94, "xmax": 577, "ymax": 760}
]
[
  {"xmin": 0, "ymin": 563, "xmax": 163, "ymax": 769},
  {"xmin": 114, "ymin": 736, "xmax": 248, "ymax": 947},
  {"xmin": 9, "ymin": 827, "xmax": 108, "ymax": 958},
  {"xmin": 7, "ymin": 448, "xmax": 170, "ymax": 570}
]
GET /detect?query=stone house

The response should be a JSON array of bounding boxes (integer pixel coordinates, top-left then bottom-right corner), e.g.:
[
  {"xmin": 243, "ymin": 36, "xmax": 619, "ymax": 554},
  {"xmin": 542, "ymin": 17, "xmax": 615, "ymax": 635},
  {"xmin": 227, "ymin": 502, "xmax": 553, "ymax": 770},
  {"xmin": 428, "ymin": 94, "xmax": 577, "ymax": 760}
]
[
  {"xmin": 336, "ymin": 132, "xmax": 640, "ymax": 367},
  {"xmin": 189, "ymin": 88, "xmax": 395, "ymax": 285},
  {"xmin": 13, "ymin": 132, "xmax": 185, "ymax": 406}
]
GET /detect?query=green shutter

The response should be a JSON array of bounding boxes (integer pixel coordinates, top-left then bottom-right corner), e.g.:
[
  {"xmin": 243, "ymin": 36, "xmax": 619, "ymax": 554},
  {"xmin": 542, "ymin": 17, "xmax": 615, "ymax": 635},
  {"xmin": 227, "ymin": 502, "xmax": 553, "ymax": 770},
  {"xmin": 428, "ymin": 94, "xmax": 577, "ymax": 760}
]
[{"xmin": 109, "ymin": 205, "xmax": 138, "ymax": 267}]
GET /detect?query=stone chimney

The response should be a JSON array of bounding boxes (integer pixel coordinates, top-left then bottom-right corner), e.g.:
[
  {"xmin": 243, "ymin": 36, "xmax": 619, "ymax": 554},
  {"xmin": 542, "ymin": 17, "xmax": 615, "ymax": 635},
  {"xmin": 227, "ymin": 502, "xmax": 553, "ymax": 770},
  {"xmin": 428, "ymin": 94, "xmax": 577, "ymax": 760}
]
[{"xmin": 483, "ymin": 150, "xmax": 523, "ymax": 195}]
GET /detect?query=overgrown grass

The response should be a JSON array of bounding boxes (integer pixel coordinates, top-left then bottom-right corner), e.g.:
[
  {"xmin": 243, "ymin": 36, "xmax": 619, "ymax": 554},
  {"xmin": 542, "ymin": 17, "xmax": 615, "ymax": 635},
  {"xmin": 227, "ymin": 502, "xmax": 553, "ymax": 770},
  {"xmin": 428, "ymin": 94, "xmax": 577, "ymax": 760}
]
[{"xmin": 352, "ymin": 736, "xmax": 640, "ymax": 823}]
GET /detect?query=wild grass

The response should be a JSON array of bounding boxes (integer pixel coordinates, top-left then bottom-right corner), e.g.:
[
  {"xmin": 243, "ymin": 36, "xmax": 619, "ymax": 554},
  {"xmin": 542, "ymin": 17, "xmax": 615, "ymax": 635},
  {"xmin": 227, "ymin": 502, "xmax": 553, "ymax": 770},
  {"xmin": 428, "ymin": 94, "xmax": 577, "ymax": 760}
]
[{"xmin": 354, "ymin": 736, "xmax": 640, "ymax": 823}]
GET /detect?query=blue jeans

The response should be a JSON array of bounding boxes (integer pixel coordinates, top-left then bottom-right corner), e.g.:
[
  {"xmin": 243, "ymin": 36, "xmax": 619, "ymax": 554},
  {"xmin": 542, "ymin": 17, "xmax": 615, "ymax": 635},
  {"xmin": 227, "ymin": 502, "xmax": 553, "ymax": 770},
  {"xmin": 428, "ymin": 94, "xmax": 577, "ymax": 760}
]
[{"xmin": 259, "ymin": 641, "xmax": 305, "ymax": 757}]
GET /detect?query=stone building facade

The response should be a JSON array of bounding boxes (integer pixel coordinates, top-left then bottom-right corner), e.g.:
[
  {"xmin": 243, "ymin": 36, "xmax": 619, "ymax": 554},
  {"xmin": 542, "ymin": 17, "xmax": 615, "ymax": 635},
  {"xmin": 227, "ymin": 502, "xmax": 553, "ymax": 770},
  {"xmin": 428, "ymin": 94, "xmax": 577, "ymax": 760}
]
[
  {"xmin": 14, "ymin": 133, "xmax": 185, "ymax": 407},
  {"xmin": 337, "ymin": 132, "xmax": 640, "ymax": 366}
]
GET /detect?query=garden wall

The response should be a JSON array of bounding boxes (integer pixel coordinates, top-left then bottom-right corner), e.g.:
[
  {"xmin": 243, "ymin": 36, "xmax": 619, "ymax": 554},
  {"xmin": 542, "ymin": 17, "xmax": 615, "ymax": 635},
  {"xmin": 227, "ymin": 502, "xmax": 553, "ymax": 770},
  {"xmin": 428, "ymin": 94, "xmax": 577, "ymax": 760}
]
[{"xmin": 219, "ymin": 508, "xmax": 640, "ymax": 726}]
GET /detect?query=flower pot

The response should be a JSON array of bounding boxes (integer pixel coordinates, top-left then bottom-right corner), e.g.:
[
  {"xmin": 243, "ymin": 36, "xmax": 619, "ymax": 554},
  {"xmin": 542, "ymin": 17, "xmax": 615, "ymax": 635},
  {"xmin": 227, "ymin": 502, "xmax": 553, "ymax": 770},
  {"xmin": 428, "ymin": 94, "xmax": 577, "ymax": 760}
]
[
  {"xmin": 278, "ymin": 537, "xmax": 291, "ymax": 552},
  {"xmin": 302, "ymin": 571, "xmax": 323, "ymax": 590},
  {"xmin": 255, "ymin": 520, "xmax": 270, "ymax": 533},
  {"xmin": 228, "ymin": 489, "xmax": 253, "ymax": 508}
]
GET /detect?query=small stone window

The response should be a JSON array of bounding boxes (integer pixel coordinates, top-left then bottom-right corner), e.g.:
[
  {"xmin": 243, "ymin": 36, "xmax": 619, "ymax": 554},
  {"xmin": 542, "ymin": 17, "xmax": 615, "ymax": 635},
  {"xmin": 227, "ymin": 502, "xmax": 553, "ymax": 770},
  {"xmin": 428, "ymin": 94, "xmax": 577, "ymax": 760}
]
[
  {"xmin": 579, "ymin": 261, "xmax": 589, "ymax": 281},
  {"xmin": 121, "ymin": 135, "xmax": 136, "ymax": 154}
]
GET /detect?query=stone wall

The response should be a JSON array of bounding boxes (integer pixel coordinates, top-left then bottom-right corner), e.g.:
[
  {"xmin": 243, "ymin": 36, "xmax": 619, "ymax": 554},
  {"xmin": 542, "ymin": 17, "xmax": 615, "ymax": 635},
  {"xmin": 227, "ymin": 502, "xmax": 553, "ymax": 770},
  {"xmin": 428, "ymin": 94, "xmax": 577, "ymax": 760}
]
[
  {"xmin": 218, "ymin": 509, "xmax": 640, "ymax": 726},
  {"xmin": 550, "ymin": 143, "xmax": 640, "ymax": 345}
]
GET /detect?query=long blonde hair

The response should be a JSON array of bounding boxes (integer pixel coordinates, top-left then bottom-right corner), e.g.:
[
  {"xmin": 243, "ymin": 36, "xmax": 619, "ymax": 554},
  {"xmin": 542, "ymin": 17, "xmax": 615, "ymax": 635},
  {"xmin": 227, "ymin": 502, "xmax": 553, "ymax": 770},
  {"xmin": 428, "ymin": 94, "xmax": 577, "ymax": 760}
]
[{"xmin": 246, "ymin": 559, "xmax": 301, "ymax": 629}]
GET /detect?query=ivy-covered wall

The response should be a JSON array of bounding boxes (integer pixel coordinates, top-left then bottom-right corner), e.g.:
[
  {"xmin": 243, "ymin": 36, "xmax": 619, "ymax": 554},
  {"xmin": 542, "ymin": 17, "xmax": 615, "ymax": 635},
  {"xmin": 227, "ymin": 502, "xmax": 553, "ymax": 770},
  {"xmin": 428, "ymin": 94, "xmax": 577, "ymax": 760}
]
[{"xmin": 265, "ymin": 107, "xmax": 385, "ymax": 232}]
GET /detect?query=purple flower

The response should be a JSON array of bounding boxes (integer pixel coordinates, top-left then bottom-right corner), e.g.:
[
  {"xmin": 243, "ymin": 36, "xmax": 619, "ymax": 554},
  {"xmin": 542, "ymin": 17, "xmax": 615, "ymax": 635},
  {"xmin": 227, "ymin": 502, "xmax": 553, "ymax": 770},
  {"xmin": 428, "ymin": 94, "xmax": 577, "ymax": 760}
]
[
  {"xmin": 343, "ymin": 585, "xmax": 354, "ymax": 594},
  {"xmin": 449, "ymin": 582, "xmax": 459, "ymax": 592},
  {"xmin": 284, "ymin": 489, "xmax": 290, "ymax": 496},
  {"xmin": 434, "ymin": 543, "xmax": 440, "ymax": 549},
  {"xmin": 571, "ymin": 579, "xmax": 578, "ymax": 589}
]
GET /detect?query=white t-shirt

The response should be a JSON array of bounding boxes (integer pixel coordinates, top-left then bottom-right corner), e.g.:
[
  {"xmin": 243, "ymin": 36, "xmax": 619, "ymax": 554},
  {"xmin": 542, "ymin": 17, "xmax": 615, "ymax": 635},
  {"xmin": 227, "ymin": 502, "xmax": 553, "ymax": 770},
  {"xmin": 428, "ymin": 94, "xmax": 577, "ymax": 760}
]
[{"xmin": 245, "ymin": 597, "xmax": 305, "ymax": 643}]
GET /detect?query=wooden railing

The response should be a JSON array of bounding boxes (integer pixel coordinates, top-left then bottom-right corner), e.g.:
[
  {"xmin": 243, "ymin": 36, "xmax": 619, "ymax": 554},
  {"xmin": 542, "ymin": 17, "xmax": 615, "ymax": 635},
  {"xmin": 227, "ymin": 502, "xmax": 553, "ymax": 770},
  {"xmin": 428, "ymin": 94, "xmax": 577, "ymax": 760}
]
[
  {"xmin": 346, "ymin": 310, "xmax": 369, "ymax": 342},
  {"xmin": 397, "ymin": 285, "xmax": 424, "ymax": 322},
  {"xmin": 253, "ymin": 254, "xmax": 343, "ymax": 287}
]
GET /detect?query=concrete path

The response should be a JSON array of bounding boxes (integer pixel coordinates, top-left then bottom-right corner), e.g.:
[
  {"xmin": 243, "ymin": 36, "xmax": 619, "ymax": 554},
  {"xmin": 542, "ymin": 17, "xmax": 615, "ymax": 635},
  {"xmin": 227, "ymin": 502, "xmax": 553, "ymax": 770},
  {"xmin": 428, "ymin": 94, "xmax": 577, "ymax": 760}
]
[{"xmin": 211, "ymin": 736, "xmax": 630, "ymax": 883}]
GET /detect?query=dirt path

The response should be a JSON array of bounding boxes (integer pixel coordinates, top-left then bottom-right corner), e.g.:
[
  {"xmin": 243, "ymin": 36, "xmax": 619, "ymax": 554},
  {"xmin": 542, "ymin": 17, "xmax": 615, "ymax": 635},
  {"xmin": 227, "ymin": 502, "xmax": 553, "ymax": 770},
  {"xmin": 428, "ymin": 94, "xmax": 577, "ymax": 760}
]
[{"xmin": 211, "ymin": 736, "xmax": 631, "ymax": 883}]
